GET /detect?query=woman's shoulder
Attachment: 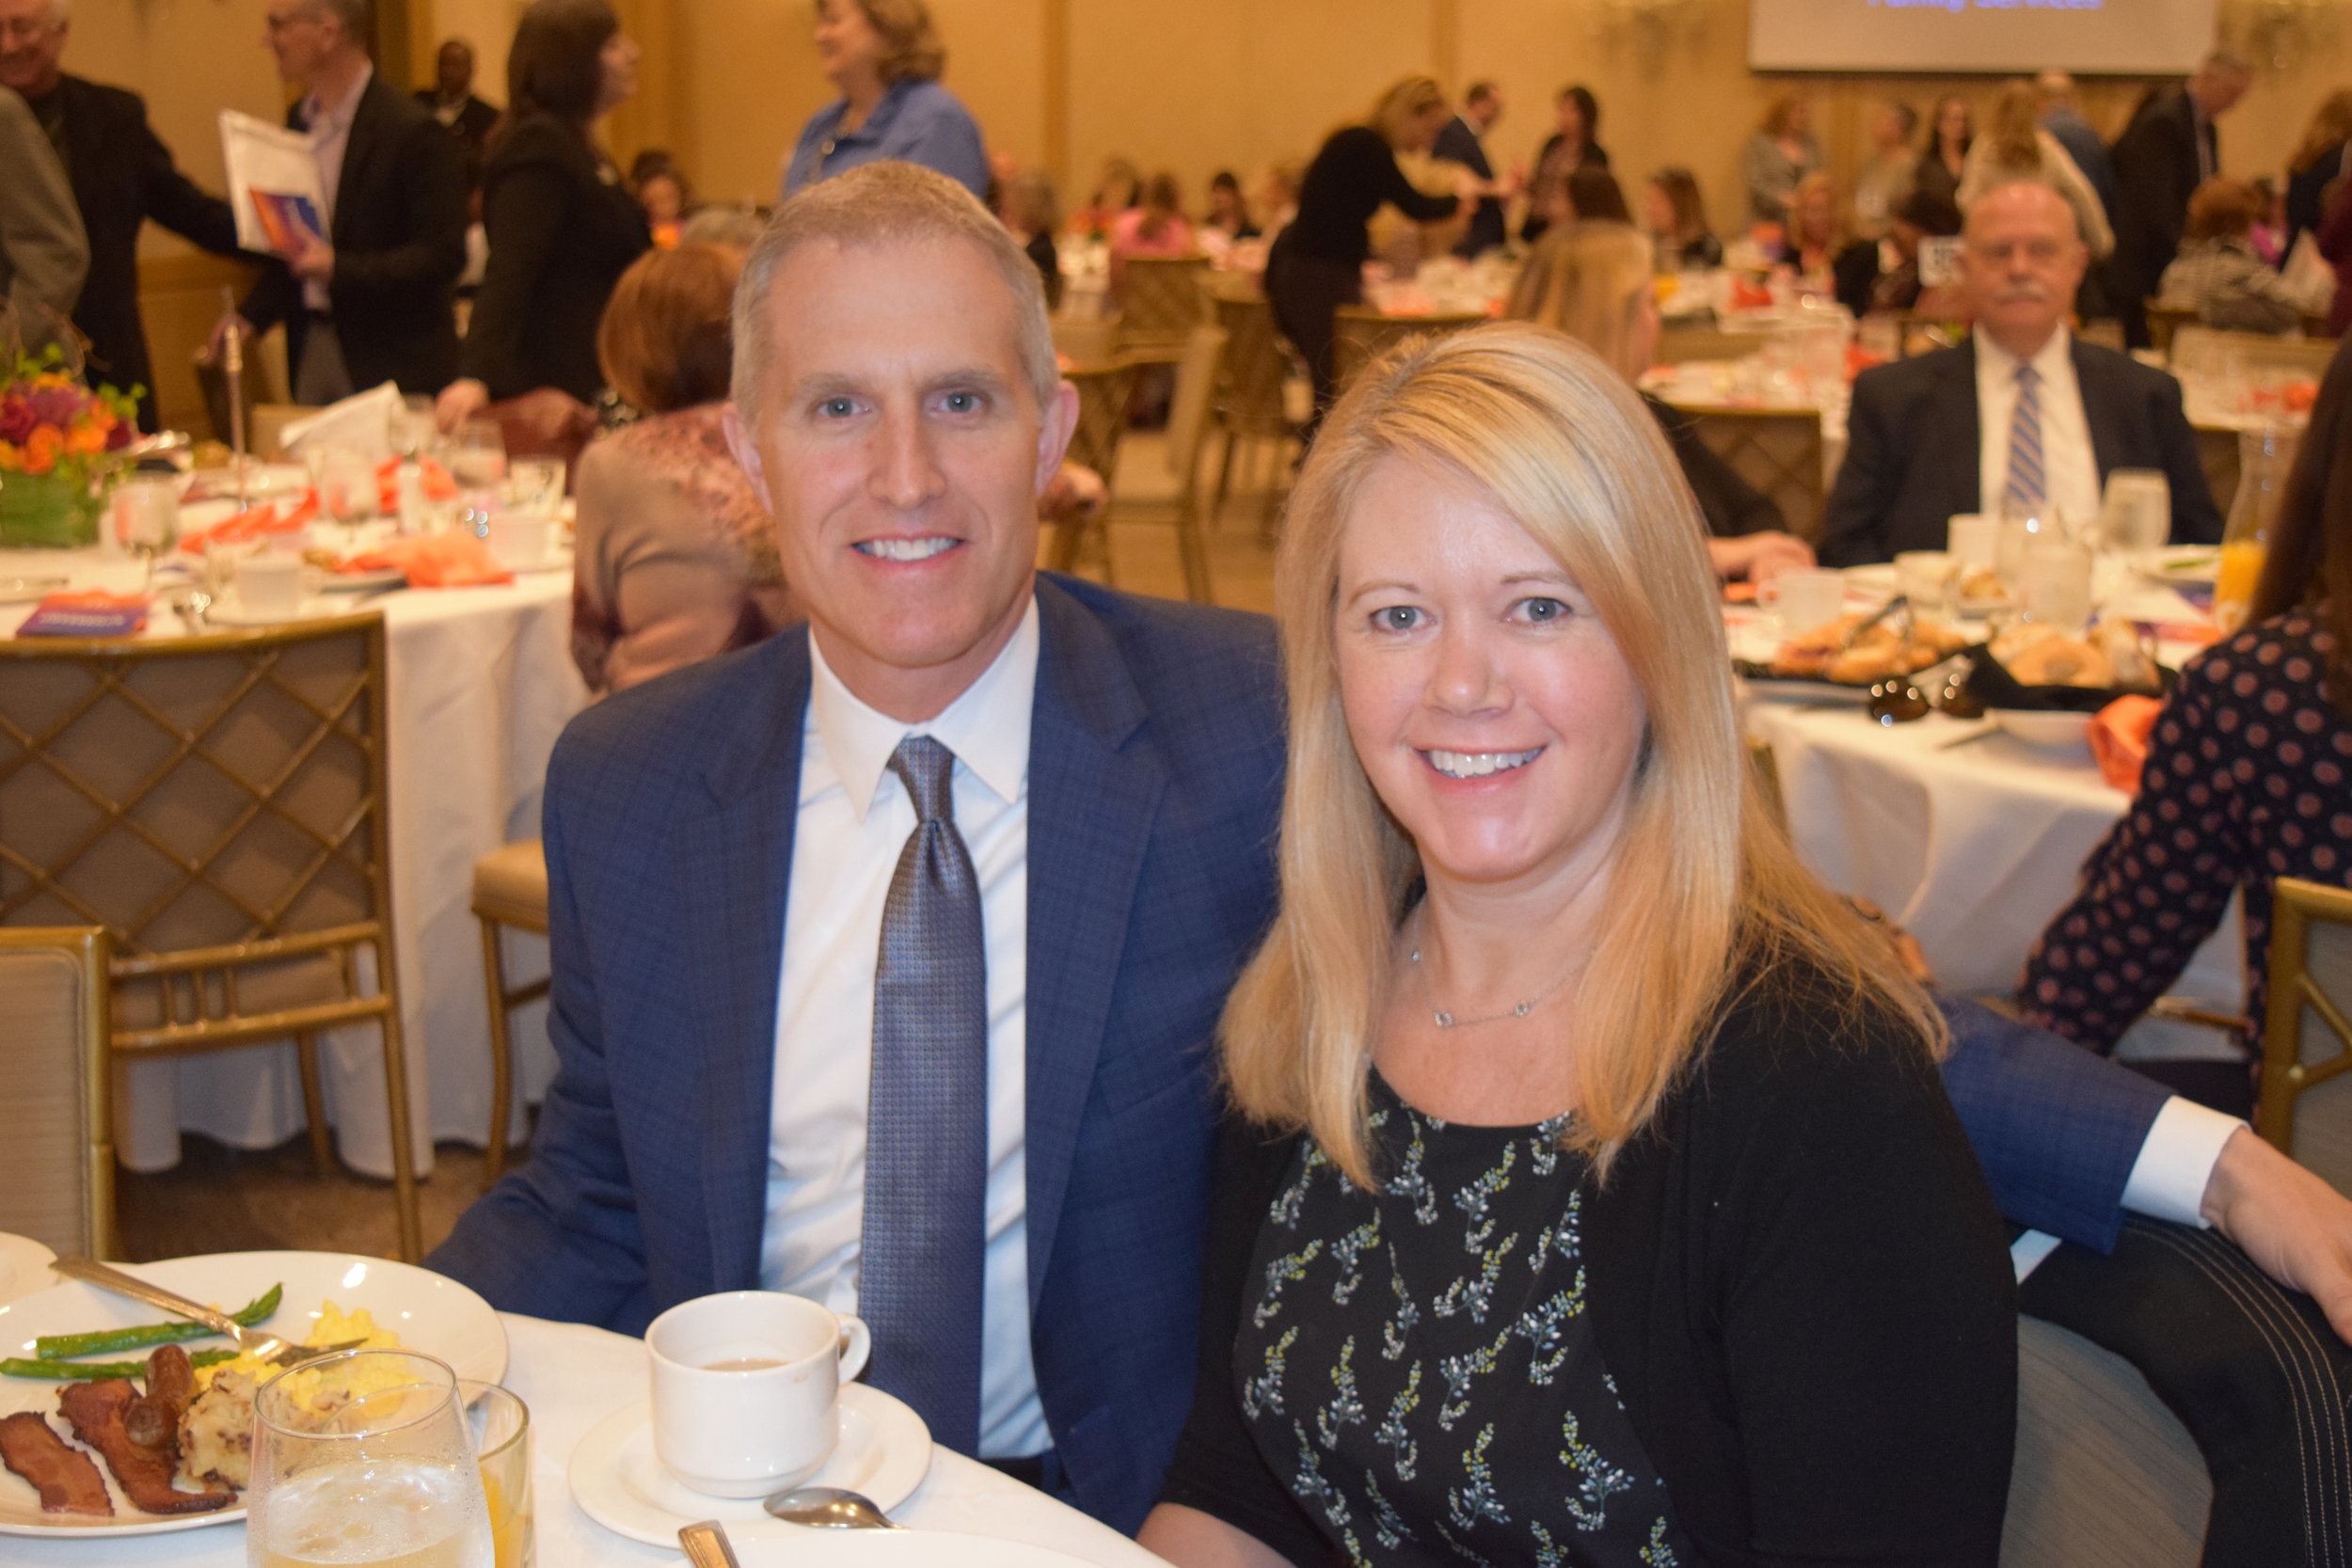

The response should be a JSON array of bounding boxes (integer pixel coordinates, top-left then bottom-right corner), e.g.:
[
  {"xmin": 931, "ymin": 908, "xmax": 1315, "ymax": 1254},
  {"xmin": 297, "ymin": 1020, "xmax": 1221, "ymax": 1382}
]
[
  {"xmin": 2183, "ymin": 607, "xmax": 2341, "ymax": 701},
  {"xmin": 1683, "ymin": 949, "xmax": 1943, "ymax": 1122},
  {"xmin": 486, "ymin": 113, "xmax": 590, "ymax": 170},
  {"xmin": 894, "ymin": 76, "xmax": 978, "ymax": 125}
]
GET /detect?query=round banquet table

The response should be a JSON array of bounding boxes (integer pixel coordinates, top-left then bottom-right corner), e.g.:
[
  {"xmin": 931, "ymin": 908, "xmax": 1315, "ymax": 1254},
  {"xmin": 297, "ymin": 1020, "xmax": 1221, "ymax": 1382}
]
[
  {"xmin": 1, "ymin": 548, "xmax": 589, "ymax": 1179},
  {"xmin": 0, "ymin": 1311, "xmax": 1169, "ymax": 1567}
]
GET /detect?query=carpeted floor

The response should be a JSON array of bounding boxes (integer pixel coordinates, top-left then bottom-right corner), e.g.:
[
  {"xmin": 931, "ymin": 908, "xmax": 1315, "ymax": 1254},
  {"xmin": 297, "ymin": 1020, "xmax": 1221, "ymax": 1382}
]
[{"xmin": 115, "ymin": 1134, "xmax": 525, "ymax": 1263}]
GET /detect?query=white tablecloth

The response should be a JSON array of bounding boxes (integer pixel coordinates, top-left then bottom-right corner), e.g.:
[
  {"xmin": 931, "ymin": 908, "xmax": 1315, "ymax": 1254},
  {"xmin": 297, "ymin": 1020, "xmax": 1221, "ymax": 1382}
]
[
  {"xmin": 1745, "ymin": 697, "xmax": 2244, "ymax": 1037},
  {"xmin": 2, "ymin": 550, "xmax": 590, "ymax": 1178},
  {"xmin": 3, "ymin": 1311, "xmax": 1168, "ymax": 1566}
]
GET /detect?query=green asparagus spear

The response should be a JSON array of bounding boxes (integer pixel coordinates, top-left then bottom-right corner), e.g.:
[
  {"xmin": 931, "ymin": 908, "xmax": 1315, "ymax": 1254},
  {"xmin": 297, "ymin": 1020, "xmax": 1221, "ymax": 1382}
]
[
  {"xmin": 2, "ymin": 1349, "xmax": 239, "ymax": 1381},
  {"xmin": 29, "ymin": 1283, "xmax": 283, "ymax": 1360}
]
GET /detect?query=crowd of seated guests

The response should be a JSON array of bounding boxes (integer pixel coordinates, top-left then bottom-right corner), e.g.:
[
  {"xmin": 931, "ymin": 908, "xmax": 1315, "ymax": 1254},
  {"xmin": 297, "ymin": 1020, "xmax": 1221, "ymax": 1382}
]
[
  {"xmin": 1105, "ymin": 171, "xmax": 1195, "ymax": 297},
  {"xmin": 2160, "ymin": 176, "xmax": 2336, "ymax": 332},
  {"xmin": 1641, "ymin": 166, "xmax": 1721, "ymax": 269}
]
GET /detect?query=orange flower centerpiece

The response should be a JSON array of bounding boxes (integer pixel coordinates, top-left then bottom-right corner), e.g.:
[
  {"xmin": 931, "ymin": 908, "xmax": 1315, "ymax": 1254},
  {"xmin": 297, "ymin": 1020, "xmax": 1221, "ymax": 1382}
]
[{"xmin": 0, "ymin": 349, "xmax": 138, "ymax": 548}]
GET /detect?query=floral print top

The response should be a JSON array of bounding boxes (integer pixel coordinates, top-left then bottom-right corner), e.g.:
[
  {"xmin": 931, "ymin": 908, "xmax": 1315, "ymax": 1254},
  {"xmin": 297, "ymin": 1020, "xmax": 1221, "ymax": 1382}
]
[
  {"xmin": 2022, "ymin": 607, "xmax": 2351, "ymax": 1051},
  {"xmin": 1234, "ymin": 1076, "xmax": 1691, "ymax": 1567}
]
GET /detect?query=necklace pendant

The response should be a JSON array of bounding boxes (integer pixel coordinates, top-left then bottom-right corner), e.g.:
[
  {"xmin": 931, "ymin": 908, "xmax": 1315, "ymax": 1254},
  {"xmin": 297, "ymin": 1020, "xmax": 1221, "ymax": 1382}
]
[
  {"xmin": 1433, "ymin": 1009, "xmax": 1454, "ymax": 1028},
  {"xmin": 1514, "ymin": 1002, "xmax": 1532, "ymax": 1017}
]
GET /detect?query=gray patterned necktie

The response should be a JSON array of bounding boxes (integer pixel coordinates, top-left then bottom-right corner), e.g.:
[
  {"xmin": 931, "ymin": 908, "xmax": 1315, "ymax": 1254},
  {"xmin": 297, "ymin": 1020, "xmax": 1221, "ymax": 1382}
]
[{"xmin": 860, "ymin": 734, "xmax": 988, "ymax": 1456}]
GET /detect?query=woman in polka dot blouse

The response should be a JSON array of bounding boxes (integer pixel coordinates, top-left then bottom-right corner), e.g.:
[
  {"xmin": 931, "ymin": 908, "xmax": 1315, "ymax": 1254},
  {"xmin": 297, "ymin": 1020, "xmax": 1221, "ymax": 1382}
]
[{"xmin": 2023, "ymin": 335, "xmax": 2352, "ymax": 1053}]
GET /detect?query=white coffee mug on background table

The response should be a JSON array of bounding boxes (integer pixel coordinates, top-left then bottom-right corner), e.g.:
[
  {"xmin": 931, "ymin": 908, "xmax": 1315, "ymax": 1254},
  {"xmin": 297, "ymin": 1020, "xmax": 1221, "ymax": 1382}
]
[
  {"xmin": 1760, "ymin": 566, "xmax": 1846, "ymax": 636},
  {"xmin": 646, "ymin": 1290, "xmax": 872, "ymax": 1498}
]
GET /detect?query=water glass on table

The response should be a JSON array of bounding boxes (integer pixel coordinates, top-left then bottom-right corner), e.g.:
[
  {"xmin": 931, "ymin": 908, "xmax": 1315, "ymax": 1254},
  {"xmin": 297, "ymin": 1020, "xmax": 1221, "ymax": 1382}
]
[
  {"xmin": 246, "ymin": 1349, "xmax": 496, "ymax": 1568},
  {"xmin": 505, "ymin": 457, "xmax": 564, "ymax": 514},
  {"xmin": 461, "ymin": 1381, "xmax": 533, "ymax": 1568},
  {"xmin": 2018, "ymin": 538, "xmax": 2095, "ymax": 630},
  {"xmin": 313, "ymin": 445, "xmax": 380, "ymax": 528},
  {"xmin": 111, "ymin": 479, "xmax": 179, "ymax": 587},
  {"xmin": 2099, "ymin": 468, "xmax": 2170, "ymax": 561}
]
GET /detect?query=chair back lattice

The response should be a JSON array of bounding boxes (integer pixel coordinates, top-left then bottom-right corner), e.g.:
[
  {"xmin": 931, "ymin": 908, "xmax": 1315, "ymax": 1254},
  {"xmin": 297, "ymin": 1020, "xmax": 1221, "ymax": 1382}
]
[
  {"xmin": 1050, "ymin": 360, "xmax": 1140, "ymax": 582},
  {"xmin": 1213, "ymin": 295, "xmax": 1296, "ymax": 438},
  {"xmin": 1114, "ymin": 257, "xmax": 1212, "ymax": 365},
  {"xmin": 0, "ymin": 615, "xmax": 398, "ymax": 1053},
  {"xmin": 1675, "ymin": 406, "xmax": 1829, "ymax": 542},
  {"xmin": 0, "ymin": 927, "xmax": 114, "ymax": 1258},
  {"xmin": 1332, "ymin": 308, "xmax": 1489, "ymax": 394},
  {"xmin": 2170, "ymin": 325, "xmax": 2340, "ymax": 380},
  {"xmin": 0, "ymin": 612, "xmax": 423, "ymax": 1257},
  {"xmin": 2259, "ymin": 877, "xmax": 2352, "ymax": 1194},
  {"xmin": 2142, "ymin": 300, "xmax": 2197, "ymax": 358}
]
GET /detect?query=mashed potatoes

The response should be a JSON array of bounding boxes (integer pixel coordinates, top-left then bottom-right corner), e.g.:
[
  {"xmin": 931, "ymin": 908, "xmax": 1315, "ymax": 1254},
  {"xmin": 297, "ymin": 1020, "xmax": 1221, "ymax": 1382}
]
[{"xmin": 179, "ymin": 1302, "xmax": 404, "ymax": 1491}]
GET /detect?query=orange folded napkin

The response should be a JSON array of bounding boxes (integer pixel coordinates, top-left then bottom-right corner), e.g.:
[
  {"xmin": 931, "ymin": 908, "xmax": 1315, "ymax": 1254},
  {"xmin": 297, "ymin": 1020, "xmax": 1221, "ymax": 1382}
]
[
  {"xmin": 2089, "ymin": 694, "xmax": 2163, "ymax": 794},
  {"xmin": 178, "ymin": 497, "xmax": 316, "ymax": 554},
  {"xmin": 345, "ymin": 532, "xmax": 513, "ymax": 588}
]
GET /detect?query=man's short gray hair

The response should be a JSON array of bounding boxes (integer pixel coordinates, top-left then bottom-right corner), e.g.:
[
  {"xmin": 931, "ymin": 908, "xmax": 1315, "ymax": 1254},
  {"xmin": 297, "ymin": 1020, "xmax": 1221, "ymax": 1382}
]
[
  {"xmin": 730, "ymin": 161, "xmax": 1057, "ymax": 424},
  {"xmin": 312, "ymin": 0, "xmax": 371, "ymax": 41}
]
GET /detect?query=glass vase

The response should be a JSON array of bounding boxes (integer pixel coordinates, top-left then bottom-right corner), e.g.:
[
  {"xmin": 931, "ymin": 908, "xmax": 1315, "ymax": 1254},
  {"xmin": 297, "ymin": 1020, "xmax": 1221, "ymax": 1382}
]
[{"xmin": 0, "ymin": 468, "xmax": 102, "ymax": 549}]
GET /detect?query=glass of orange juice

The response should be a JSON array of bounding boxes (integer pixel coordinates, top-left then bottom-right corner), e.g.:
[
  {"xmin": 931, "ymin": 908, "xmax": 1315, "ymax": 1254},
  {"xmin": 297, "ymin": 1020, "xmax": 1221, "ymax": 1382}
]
[
  {"xmin": 2214, "ymin": 425, "xmax": 2299, "ymax": 634},
  {"xmin": 461, "ymin": 1382, "xmax": 532, "ymax": 1568}
]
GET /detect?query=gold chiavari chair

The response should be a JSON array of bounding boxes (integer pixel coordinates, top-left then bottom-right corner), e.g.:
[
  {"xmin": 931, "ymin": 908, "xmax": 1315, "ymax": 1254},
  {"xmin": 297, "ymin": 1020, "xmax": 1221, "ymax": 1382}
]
[
  {"xmin": 471, "ymin": 839, "xmax": 548, "ymax": 1190},
  {"xmin": 0, "ymin": 927, "xmax": 116, "ymax": 1259},
  {"xmin": 0, "ymin": 613, "xmax": 424, "ymax": 1260},
  {"xmin": 1332, "ymin": 307, "xmax": 1488, "ymax": 394},
  {"xmin": 1114, "ymin": 256, "xmax": 1213, "ymax": 367},
  {"xmin": 1210, "ymin": 293, "xmax": 1305, "ymax": 540},
  {"xmin": 2142, "ymin": 301, "xmax": 2198, "ymax": 359},
  {"xmin": 2257, "ymin": 877, "xmax": 2352, "ymax": 1194},
  {"xmin": 1051, "ymin": 358, "xmax": 1141, "ymax": 581},
  {"xmin": 1675, "ymin": 406, "xmax": 1829, "ymax": 541}
]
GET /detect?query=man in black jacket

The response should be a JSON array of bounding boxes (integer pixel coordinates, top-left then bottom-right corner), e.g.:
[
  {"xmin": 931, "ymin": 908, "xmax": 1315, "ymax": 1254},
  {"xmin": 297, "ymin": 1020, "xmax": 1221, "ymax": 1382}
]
[
  {"xmin": 1819, "ymin": 180, "xmax": 2220, "ymax": 568},
  {"xmin": 414, "ymin": 37, "xmax": 500, "ymax": 196},
  {"xmin": 2109, "ymin": 51, "xmax": 2253, "ymax": 348},
  {"xmin": 234, "ymin": 0, "xmax": 466, "ymax": 403},
  {"xmin": 1433, "ymin": 82, "xmax": 1508, "ymax": 259},
  {"xmin": 0, "ymin": 0, "xmax": 244, "ymax": 429}
]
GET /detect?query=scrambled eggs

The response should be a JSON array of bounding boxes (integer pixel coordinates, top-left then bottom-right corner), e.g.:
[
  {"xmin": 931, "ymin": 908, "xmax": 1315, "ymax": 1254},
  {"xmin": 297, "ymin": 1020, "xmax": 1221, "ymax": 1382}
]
[{"xmin": 180, "ymin": 1302, "xmax": 405, "ymax": 1491}]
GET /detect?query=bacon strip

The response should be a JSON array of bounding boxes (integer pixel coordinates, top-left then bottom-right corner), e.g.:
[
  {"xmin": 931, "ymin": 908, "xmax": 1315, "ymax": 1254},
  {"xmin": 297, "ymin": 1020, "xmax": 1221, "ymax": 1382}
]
[
  {"xmin": 56, "ymin": 1381, "xmax": 232, "ymax": 1515},
  {"xmin": 0, "ymin": 1411, "xmax": 112, "ymax": 1515}
]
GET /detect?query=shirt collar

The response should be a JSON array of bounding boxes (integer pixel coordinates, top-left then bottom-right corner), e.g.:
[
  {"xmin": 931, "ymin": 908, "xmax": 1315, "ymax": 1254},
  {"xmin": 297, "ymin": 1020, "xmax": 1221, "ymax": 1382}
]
[
  {"xmin": 304, "ymin": 62, "xmax": 372, "ymax": 136},
  {"xmin": 1979, "ymin": 323, "xmax": 2072, "ymax": 383},
  {"xmin": 826, "ymin": 77, "xmax": 914, "ymax": 149},
  {"xmin": 803, "ymin": 591, "xmax": 1039, "ymax": 820}
]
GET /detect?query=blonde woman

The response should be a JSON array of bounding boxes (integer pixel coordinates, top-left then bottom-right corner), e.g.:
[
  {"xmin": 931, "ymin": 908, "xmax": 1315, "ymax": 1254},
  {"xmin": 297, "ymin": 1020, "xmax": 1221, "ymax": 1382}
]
[
  {"xmin": 782, "ymin": 0, "xmax": 986, "ymax": 199},
  {"xmin": 1508, "ymin": 224, "xmax": 1813, "ymax": 580},
  {"xmin": 1139, "ymin": 325, "xmax": 2014, "ymax": 1566},
  {"xmin": 1266, "ymin": 75, "xmax": 1466, "ymax": 421},
  {"xmin": 1958, "ymin": 80, "xmax": 2114, "ymax": 258}
]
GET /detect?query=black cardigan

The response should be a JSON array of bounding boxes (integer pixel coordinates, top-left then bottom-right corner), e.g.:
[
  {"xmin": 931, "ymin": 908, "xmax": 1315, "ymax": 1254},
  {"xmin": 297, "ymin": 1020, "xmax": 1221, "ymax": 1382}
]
[
  {"xmin": 1159, "ymin": 958, "xmax": 2018, "ymax": 1566},
  {"xmin": 1287, "ymin": 125, "xmax": 1460, "ymax": 268},
  {"xmin": 462, "ymin": 114, "xmax": 650, "ymax": 403},
  {"xmin": 1645, "ymin": 393, "xmax": 1787, "ymax": 540}
]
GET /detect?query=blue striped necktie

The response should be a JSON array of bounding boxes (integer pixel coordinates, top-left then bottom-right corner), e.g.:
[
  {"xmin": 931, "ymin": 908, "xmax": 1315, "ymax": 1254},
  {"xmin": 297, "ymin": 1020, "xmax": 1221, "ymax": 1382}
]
[
  {"xmin": 2003, "ymin": 361, "xmax": 2047, "ymax": 515},
  {"xmin": 860, "ymin": 734, "xmax": 988, "ymax": 1456}
]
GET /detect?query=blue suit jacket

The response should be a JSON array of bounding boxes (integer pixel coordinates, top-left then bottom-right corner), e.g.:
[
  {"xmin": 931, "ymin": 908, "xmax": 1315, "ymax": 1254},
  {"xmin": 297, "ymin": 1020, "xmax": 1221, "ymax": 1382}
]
[
  {"xmin": 428, "ymin": 576, "xmax": 1286, "ymax": 1530},
  {"xmin": 430, "ymin": 574, "xmax": 2171, "ymax": 1529}
]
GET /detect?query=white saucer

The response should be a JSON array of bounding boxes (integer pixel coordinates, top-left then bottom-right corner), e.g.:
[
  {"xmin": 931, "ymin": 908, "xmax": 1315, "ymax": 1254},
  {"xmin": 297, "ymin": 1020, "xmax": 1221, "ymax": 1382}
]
[
  {"xmin": 0, "ymin": 1234, "xmax": 56, "ymax": 1308},
  {"xmin": 205, "ymin": 594, "xmax": 359, "ymax": 626},
  {"xmin": 495, "ymin": 546, "xmax": 573, "ymax": 576},
  {"xmin": 568, "ymin": 1385, "xmax": 931, "ymax": 1548},
  {"xmin": 731, "ymin": 1533, "xmax": 1099, "ymax": 1566}
]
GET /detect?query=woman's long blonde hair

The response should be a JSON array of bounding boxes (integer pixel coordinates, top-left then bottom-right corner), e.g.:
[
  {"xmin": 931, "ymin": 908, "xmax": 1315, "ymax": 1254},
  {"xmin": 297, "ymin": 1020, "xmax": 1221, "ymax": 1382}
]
[
  {"xmin": 1505, "ymin": 222, "xmax": 1652, "ymax": 382},
  {"xmin": 1220, "ymin": 324, "xmax": 1946, "ymax": 1187},
  {"xmin": 1369, "ymin": 75, "xmax": 1447, "ymax": 149}
]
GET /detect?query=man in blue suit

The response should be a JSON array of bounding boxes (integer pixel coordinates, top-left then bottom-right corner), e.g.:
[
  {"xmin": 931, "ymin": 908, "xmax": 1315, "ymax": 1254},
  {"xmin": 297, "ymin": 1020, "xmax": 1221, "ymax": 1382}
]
[{"xmin": 431, "ymin": 162, "xmax": 2352, "ymax": 1537}]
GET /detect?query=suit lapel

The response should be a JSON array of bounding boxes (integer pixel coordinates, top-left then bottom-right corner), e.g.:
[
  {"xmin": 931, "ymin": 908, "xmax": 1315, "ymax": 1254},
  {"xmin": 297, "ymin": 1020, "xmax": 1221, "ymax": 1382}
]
[
  {"xmin": 1022, "ymin": 578, "xmax": 1166, "ymax": 1302},
  {"xmin": 667, "ymin": 637, "xmax": 810, "ymax": 1292},
  {"xmin": 328, "ymin": 78, "xmax": 381, "ymax": 248},
  {"xmin": 2071, "ymin": 340, "xmax": 2126, "ymax": 483},
  {"xmin": 1942, "ymin": 340, "xmax": 1985, "ymax": 512}
]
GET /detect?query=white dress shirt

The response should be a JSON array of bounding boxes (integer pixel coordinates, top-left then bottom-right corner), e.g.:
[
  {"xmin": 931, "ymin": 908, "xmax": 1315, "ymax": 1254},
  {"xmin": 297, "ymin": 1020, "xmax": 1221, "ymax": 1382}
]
[
  {"xmin": 1976, "ymin": 325, "xmax": 2103, "ymax": 530},
  {"xmin": 298, "ymin": 64, "xmax": 371, "ymax": 313},
  {"xmin": 760, "ymin": 598, "xmax": 1048, "ymax": 1460}
]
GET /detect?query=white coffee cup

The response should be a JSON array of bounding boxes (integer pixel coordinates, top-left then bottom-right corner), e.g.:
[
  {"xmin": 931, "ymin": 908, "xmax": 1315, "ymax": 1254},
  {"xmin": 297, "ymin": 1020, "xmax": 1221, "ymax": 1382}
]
[
  {"xmin": 235, "ymin": 552, "xmax": 305, "ymax": 619},
  {"xmin": 645, "ymin": 1291, "xmax": 872, "ymax": 1497},
  {"xmin": 1759, "ymin": 566, "xmax": 1846, "ymax": 636},
  {"xmin": 486, "ymin": 510, "xmax": 553, "ymax": 568},
  {"xmin": 1894, "ymin": 549, "xmax": 1956, "ymax": 614},
  {"xmin": 1946, "ymin": 513, "xmax": 1999, "ymax": 571}
]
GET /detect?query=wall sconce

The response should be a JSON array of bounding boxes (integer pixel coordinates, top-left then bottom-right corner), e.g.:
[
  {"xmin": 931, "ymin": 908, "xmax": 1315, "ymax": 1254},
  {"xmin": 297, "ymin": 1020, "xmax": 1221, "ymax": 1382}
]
[
  {"xmin": 1589, "ymin": 0, "xmax": 1712, "ymax": 72},
  {"xmin": 2219, "ymin": 0, "xmax": 2347, "ymax": 70}
]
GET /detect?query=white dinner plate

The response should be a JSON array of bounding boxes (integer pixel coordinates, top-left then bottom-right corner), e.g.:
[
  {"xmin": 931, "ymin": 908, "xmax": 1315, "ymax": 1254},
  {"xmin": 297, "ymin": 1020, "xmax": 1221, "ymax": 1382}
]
[
  {"xmin": 2144, "ymin": 546, "xmax": 2219, "ymax": 586},
  {"xmin": 316, "ymin": 566, "xmax": 407, "ymax": 594},
  {"xmin": 0, "ymin": 1235, "xmax": 57, "ymax": 1308},
  {"xmin": 204, "ymin": 594, "xmax": 364, "ymax": 626},
  {"xmin": 1992, "ymin": 708, "xmax": 2094, "ymax": 752},
  {"xmin": 0, "ymin": 1251, "xmax": 507, "ymax": 1537},
  {"xmin": 497, "ymin": 546, "xmax": 574, "ymax": 576},
  {"xmin": 731, "ymin": 1532, "xmax": 1099, "ymax": 1567},
  {"xmin": 0, "ymin": 577, "xmax": 70, "ymax": 606},
  {"xmin": 569, "ymin": 1386, "xmax": 931, "ymax": 1548}
]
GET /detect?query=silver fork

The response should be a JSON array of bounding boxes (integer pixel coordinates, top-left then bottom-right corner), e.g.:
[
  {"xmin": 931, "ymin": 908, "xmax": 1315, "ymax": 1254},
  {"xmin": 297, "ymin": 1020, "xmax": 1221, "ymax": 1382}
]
[{"xmin": 50, "ymin": 1257, "xmax": 360, "ymax": 1369}]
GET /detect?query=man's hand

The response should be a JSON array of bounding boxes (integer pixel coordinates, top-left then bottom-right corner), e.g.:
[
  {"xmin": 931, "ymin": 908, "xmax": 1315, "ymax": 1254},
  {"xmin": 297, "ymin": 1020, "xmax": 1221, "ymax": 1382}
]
[
  {"xmin": 288, "ymin": 230, "xmax": 336, "ymax": 284},
  {"xmin": 2202, "ymin": 1126, "xmax": 2352, "ymax": 1342},
  {"xmin": 1707, "ymin": 531, "xmax": 1817, "ymax": 582},
  {"xmin": 436, "ymin": 378, "xmax": 493, "ymax": 433}
]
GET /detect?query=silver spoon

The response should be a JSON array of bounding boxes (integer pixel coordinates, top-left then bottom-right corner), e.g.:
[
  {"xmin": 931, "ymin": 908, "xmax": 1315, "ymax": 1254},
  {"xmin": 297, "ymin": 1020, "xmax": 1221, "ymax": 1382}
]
[{"xmin": 763, "ymin": 1484, "xmax": 900, "ymax": 1529}]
